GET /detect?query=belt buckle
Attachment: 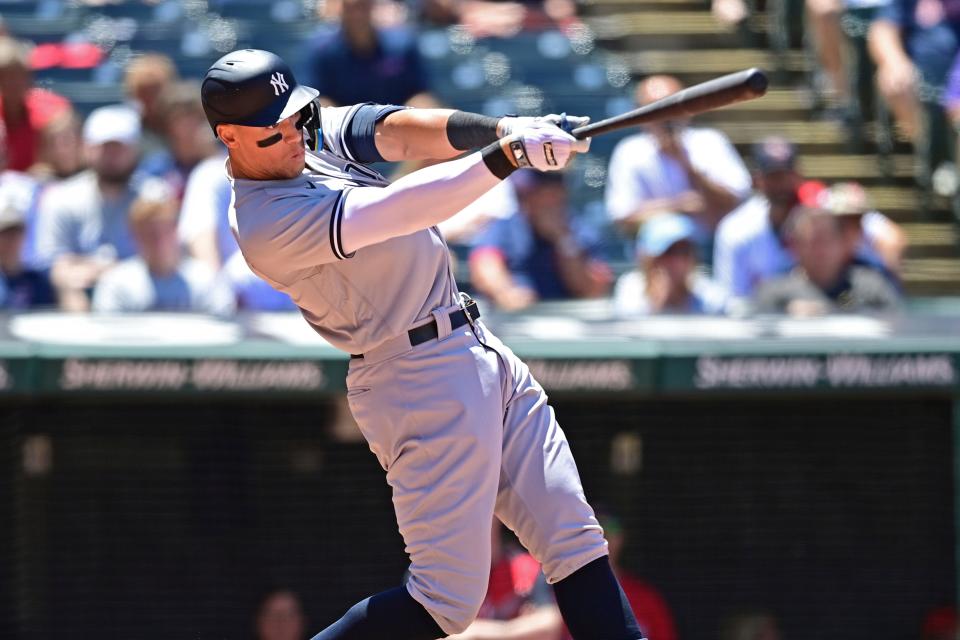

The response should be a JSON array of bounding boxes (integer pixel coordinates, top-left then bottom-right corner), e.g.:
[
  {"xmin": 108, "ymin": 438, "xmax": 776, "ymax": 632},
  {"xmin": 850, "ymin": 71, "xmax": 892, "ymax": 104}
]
[{"xmin": 458, "ymin": 292, "xmax": 477, "ymax": 328}]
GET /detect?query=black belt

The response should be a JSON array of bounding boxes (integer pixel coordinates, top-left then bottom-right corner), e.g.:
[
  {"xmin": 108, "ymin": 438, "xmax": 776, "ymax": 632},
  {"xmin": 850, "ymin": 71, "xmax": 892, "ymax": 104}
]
[{"xmin": 350, "ymin": 300, "xmax": 480, "ymax": 359}]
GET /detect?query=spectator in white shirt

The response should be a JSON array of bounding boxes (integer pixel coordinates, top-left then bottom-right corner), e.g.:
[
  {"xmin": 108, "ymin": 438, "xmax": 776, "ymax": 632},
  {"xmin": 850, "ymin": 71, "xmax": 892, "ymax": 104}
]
[
  {"xmin": 614, "ymin": 212, "xmax": 727, "ymax": 316},
  {"xmin": 713, "ymin": 137, "xmax": 906, "ymax": 302},
  {"xmin": 93, "ymin": 182, "xmax": 235, "ymax": 315},
  {"xmin": 35, "ymin": 104, "xmax": 142, "ymax": 311},
  {"xmin": 604, "ymin": 75, "xmax": 752, "ymax": 238},
  {"xmin": 218, "ymin": 250, "xmax": 296, "ymax": 311},
  {"xmin": 177, "ymin": 152, "xmax": 234, "ymax": 271}
]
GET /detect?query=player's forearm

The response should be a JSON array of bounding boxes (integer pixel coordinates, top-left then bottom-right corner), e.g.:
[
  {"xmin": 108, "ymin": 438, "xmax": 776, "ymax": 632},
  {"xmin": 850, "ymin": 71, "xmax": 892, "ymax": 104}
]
[
  {"xmin": 375, "ymin": 109, "xmax": 508, "ymax": 162},
  {"xmin": 375, "ymin": 108, "xmax": 462, "ymax": 161},
  {"xmin": 341, "ymin": 150, "xmax": 502, "ymax": 252}
]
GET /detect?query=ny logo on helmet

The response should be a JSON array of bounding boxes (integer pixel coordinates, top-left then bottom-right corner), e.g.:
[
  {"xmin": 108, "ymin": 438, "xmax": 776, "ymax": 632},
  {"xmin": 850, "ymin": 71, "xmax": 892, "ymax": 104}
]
[{"xmin": 270, "ymin": 72, "xmax": 289, "ymax": 96}]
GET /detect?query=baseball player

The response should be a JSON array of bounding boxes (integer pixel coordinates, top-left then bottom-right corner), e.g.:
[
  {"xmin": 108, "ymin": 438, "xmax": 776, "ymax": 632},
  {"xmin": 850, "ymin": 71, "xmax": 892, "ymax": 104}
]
[{"xmin": 201, "ymin": 49, "xmax": 643, "ymax": 640}]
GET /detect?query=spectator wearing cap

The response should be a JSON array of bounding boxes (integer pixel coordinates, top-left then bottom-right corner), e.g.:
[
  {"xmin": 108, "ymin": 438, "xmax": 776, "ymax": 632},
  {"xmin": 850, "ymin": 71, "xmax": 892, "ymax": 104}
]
[
  {"xmin": 35, "ymin": 104, "xmax": 143, "ymax": 311},
  {"xmin": 306, "ymin": 0, "xmax": 436, "ymax": 109},
  {"xmin": 137, "ymin": 81, "xmax": 218, "ymax": 201},
  {"xmin": 713, "ymin": 137, "xmax": 906, "ymax": 301},
  {"xmin": 613, "ymin": 212, "xmax": 727, "ymax": 315},
  {"xmin": 124, "ymin": 53, "xmax": 179, "ymax": 155},
  {"xmin": 818, "ymin": 181, "xmax": 906, "ymax": 286},
  {"xmin": 92, "ymin": 183, "xmax": 235, "ymax": 315},
  {"xmin": 469, "ymin": 170, "xmax": 612, "ymax": 311},
  {"xmin": 752, "ymin": 205, "xmax": 900, "ymax": 315},
  {"xmin": 0, "ymin": 184, "xmax": 54, "ymax": 309},
  {"xmin": 604, "ymin": 75, "xmax": 752, "ymax": 239},
  {"xmin": 0, "ymin": 37, "xmax": 70, "ymax": 172}
]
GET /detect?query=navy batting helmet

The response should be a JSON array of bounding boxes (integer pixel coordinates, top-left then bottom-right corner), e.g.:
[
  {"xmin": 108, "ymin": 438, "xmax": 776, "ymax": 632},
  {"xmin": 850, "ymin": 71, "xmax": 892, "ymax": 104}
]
[{"xmin": 201, "ymin": 49, "xmax": 319, "ymax": 137}]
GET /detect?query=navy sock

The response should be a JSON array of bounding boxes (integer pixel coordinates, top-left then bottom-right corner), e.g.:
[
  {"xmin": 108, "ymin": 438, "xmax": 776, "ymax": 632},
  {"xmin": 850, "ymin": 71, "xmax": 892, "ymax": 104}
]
[
  {"xmin": 310, "ymin": 586, "xmax": 444, "ymax": 640},
  {"xmin": 553, "ymin": 556, "xmax": 645, "ymax": 640}
]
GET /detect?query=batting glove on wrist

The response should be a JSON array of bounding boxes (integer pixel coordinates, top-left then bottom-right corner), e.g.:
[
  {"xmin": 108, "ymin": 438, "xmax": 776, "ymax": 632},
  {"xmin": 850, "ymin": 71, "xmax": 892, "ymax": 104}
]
[
  {"xmin": 505, "ymin": 122, "xmax": 590, "ymax": 172},
  {"xmin": 498, "ymin": 113, "xmax": 591, "ymax": 136}
]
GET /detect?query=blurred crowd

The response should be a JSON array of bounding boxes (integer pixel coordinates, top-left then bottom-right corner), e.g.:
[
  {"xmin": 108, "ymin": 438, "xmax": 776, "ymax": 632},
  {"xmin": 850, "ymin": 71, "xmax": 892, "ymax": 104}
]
[
  {"xmin": 711, "ymin": 0, "xmax": 960, "ymax": 198},
  {"xmin": 248, "ymin": 512, "xmax": 959, "ymax": 640},
  {"xmin": 0, "ymin": 0, "xmax": 947, "ymax": 318}
]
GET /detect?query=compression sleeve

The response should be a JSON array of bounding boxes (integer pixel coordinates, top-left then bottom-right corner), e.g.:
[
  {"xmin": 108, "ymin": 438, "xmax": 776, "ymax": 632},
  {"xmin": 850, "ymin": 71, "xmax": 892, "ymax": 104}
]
[
  {"xmin": 345, "ymin": 103, "xmax": 407, "ymax": 163},
  {"xmin": 340, "ymin": 151, "xmax": 504, "ymax": 253}
]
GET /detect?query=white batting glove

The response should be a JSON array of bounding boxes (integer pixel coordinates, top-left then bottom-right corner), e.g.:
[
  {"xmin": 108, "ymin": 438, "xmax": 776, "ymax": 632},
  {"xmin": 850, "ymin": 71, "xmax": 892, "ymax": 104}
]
[
  {"xmin": 506, "ymin": 122, "xmax": 591, "ymax": 172},
  {"xmin": 498, "ymin": 113, "xmax": 591, "ymax": 137}
]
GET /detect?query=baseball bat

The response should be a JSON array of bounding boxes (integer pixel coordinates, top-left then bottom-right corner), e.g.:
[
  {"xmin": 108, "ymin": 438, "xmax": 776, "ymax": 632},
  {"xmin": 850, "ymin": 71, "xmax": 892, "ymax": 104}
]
[{"xmin": 570, "ymin": 68, "xmax": 768, "ymax": 140}]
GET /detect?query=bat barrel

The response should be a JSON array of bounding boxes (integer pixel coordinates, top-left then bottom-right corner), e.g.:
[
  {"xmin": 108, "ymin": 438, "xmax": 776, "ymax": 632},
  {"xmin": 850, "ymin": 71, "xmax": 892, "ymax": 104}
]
[{"xmin": 571, "ymin": 68, "xmax": 768, "ymax": 140}]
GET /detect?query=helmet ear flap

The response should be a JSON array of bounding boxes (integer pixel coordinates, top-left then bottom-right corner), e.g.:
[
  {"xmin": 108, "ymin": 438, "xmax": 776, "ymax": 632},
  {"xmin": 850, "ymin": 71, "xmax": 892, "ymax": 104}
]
[{"xmin": 297, "ymin": 100, "xmax": 321, "ymax": 152}]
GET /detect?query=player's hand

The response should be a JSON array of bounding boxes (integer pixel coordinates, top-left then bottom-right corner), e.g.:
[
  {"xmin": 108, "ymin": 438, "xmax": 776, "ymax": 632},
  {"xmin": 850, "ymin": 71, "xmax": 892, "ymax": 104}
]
[
  {"xmin": 504, "ymin": 122, "xmax": 590, "ymax": 172},
  {"xmin": 498, "ymin": 113, "xmax": 590, "ymax": 136}
]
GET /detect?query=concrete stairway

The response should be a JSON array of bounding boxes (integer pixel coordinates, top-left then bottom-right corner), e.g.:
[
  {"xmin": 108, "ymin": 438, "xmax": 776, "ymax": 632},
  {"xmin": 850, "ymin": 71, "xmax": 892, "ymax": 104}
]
[{"xmin": 579, "ymin": 0, "xmax": 960, "ymax": 295}]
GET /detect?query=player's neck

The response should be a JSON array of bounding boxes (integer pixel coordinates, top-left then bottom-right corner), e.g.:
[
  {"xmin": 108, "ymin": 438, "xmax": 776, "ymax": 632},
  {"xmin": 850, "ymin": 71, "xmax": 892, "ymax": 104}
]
[
  {"xmin": 227, "ymin": 155, "xmax": 274, "ymax": 181},
  {"xmin": 228, "ymin": 155, "xmax": 301, "ymax": 181}
]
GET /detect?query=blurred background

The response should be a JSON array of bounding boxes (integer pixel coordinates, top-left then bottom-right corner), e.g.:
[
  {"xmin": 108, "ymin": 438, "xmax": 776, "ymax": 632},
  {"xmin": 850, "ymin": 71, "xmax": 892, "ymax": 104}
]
[{"xmin": 0, "ymin": 0, "xmax": 957, "ymax": 638}]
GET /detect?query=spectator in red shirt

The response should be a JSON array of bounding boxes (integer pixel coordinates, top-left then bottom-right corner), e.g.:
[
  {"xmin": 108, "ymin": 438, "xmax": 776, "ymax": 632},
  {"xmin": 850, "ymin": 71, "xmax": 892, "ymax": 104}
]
[
  {"xmin": 597, "ymin": 510, "xmax": 678, "ymax": 640},
  {"xmin": 922, "ymin": 606, "xmax": 958, "ymax": 640},
  {"xmin": 0, "ymin": 37, "xmax": 70, "ymax": 172}
]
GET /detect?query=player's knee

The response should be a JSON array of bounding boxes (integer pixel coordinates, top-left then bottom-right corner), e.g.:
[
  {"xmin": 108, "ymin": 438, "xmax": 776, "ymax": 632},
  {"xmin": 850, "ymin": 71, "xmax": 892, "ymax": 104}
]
[
  {"xmin": 407, "ymin": 572, "xmax": 488, "ymax": 635},
  {"xmin": 436, "ymin": 591, "xmax": 485, "ymax": 635}
]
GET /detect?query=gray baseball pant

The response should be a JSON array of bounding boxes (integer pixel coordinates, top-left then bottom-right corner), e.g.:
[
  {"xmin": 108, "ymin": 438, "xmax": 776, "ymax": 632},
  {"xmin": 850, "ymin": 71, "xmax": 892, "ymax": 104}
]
[{"xmin": 345, "ymin": 304, "xmax": 608, "ymax": 635}]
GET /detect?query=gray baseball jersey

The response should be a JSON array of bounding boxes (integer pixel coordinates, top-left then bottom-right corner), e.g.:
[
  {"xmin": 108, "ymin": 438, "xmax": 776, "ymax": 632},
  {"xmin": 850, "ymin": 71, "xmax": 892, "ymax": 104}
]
[
  {"xmin": 228, "ymin": 102, "xmax": 607, "ymax": 635},
  {"xmin": 229, "ymin": 103, "xmax": 459, "ymax": 354}
]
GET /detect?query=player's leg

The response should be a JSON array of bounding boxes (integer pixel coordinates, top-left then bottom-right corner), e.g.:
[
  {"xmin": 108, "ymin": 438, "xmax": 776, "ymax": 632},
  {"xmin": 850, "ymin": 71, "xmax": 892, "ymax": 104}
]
[
  {"xmin": 473, "ymin": 322, "xmax": 644, "ymax": 640},
  {"xmin": 310, "ymin": 587, "xmax": 443, "ymax": 640},
  {"xmin": 322, "ymin": 327, "xmax": 505, "ymax": 638}
]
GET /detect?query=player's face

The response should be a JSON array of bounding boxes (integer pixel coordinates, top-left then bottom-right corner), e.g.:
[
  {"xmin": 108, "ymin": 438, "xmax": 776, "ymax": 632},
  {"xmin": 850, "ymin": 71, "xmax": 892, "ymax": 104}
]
[{"xmin": 220, "ymin": 114, "xmax": 305, "ymax": 181}]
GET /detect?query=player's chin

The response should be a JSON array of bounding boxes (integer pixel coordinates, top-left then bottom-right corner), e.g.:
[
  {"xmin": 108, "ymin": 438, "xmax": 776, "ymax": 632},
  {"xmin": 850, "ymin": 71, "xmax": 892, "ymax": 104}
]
[{"xmin": 278, "ymin": 149, "xmax": 306, "ymax": 179}]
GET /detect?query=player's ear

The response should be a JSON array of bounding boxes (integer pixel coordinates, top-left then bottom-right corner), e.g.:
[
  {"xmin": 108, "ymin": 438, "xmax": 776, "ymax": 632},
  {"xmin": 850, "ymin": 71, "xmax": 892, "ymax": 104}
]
[{"xmin": 217, "ymin": 124, "xmax": 239, "ymax": 148}]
